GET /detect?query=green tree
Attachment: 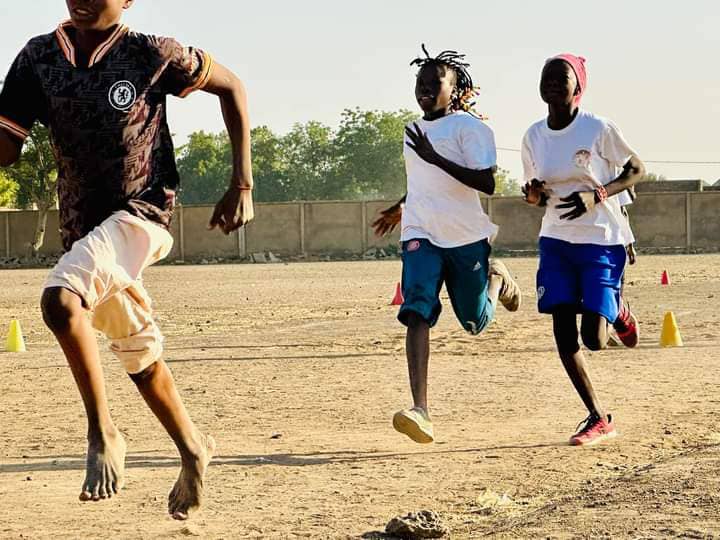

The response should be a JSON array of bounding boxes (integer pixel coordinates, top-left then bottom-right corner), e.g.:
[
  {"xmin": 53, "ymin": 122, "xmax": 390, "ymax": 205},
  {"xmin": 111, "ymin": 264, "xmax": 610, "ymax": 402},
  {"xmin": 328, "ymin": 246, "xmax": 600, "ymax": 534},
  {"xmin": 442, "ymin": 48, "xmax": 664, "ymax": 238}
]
[
  {"xmin": 7, "ymin": 124, "xmax": 58, "ymax": 257},
  {"xmin": 333, "ymin": 108, "xmax": 417, "ymax": 200},
  {"xmin": 494, "ymin": 168, "xmax": 521, "ymax": 196},
  {"xmin": 175, "ymin": 131, "xmax": 231, "ymax": 205},
  {"xmin": 280, "ymin": 121, "xmax": 338, "ymax": 200},
  {"xmin": 0, "ymin": 170, "xmax": 18, "ymax": 207},
  {"xmin": 177, "ymin": 108, "xmax": 522, "ymax": 203},
  {"xmin": 251, "ymin": 125, "xmax": 288, "ymax": 202}
]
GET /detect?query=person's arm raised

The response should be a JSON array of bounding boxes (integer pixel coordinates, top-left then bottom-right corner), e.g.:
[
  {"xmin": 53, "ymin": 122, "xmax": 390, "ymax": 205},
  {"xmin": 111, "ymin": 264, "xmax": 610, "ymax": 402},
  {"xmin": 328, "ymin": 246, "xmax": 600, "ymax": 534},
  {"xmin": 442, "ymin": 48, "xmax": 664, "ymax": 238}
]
[{"xmin": 201, "ymin": 61, "xmax": 254, "ymax": 234}]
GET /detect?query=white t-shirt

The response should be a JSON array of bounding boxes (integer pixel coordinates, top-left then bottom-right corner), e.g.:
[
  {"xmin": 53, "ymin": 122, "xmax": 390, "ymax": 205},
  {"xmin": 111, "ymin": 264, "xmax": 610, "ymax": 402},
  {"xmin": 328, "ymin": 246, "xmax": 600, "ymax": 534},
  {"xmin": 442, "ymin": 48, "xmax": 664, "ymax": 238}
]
[
  {"xmin": 521, "ymin": 110, "xmax": 636, "ymax": 246},
  {"xmin": 401, "ymin": 111, "xmax": 498, "ymax": 248}
]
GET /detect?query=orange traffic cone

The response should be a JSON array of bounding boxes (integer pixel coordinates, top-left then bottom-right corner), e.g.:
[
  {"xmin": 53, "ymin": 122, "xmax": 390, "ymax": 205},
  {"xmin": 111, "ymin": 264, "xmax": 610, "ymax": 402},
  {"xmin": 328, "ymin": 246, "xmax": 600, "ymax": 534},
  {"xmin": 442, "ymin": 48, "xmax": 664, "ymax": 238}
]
[
  {"xmin": 391, "ymin": 283, "xmax": 404, "ymax": 306},
  {"xmin": 661, "ymin": 270, "xmax": 670, "ymax": 285}
]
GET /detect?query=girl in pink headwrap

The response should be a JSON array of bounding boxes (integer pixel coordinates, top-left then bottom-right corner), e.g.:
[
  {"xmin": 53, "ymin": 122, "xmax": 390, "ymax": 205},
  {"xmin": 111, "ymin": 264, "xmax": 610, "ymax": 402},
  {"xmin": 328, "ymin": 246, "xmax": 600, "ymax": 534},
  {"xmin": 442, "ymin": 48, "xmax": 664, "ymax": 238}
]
[{"xmin": 521, "ymin": 54, "xmax": 646, "ymax": 446}]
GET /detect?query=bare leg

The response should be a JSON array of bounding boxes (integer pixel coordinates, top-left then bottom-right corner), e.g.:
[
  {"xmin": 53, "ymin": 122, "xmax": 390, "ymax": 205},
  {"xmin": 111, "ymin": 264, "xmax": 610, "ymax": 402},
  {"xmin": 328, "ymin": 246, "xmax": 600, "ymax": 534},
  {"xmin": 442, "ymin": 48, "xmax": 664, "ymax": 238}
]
[
  {"xmin": 406, "ymin": 312, "xmax": 430, "ymax": 412},
  {"xmin": 552, "ymin": 307, "xmax": 606, "ymax": 418},
  {"xmin": 129, "ymin": 360, "xmax": 215, "ymax": 520},
  {"xmin": 41, "ymin": 287, "xmax": 127, "ymax": 501},
  {"xmin": 487, "ymin": 274, "xmax": 502, "ymax": 306},
  {"xmin": 580, "ymin": 311, "xmax": 609, "ymax": 352}
]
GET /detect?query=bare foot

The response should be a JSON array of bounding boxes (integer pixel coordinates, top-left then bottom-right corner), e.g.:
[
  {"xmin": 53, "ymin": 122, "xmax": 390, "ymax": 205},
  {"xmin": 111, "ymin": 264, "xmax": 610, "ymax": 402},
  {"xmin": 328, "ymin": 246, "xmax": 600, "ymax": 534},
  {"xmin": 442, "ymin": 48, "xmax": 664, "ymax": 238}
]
[
  {"xmin": 168, "ymin": 434, "xmax": 216, "ymax": 520},
  {"xmin": 79, "ymin": 430, "xmax": 127, "ymax": 501}
]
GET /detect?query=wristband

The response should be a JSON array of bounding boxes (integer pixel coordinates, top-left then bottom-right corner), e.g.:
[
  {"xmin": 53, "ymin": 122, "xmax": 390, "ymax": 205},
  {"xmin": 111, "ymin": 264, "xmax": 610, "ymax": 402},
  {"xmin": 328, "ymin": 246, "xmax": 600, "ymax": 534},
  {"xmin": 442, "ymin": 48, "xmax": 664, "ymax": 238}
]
[{"xmin": 594, "ymin": 186, "xmax": 608, "ymax": 204}]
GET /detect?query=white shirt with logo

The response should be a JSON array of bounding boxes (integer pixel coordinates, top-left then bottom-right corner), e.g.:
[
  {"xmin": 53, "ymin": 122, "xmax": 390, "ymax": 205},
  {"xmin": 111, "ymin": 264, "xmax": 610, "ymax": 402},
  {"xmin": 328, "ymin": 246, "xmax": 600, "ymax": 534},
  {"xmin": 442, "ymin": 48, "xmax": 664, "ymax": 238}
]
[
  {"xmin": 521, "ymin": 110, "xmax": 636, "ymax": 246},
  {"xmin": 401, "ymin": 111, "xmax": 498, "ymax": 248}
]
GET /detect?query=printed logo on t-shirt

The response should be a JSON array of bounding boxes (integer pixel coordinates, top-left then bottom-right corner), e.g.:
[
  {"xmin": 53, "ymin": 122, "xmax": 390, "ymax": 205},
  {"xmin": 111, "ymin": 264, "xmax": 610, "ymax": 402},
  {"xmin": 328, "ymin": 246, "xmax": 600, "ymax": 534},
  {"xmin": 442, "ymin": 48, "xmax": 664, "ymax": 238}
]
[
  {"xmin": 407, "ymin": 240, "xmax": 421, "ymax": 252},
  {"xmin": 108, "ymin": 80, "xmax": 137, "ymax": 111},
  {"xmin": 537, "ymin": 286, "xmax": 546, "ymax": 300},
  {"xmin": 573, "ymin": 149, "xmax": 592, "ymax": 169},
  {"xmin": 472, "ymin": 261, "xmax": 483, "ymax": 272}
]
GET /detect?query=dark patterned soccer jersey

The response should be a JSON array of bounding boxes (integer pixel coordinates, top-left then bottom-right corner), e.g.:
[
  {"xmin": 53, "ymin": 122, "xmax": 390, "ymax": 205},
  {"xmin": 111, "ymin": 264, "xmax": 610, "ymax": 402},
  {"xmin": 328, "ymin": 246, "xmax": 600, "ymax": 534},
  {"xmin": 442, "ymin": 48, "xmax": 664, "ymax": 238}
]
[{"xmin": 0, "ymin": 21, "xmax": 213, "ymax": 250}]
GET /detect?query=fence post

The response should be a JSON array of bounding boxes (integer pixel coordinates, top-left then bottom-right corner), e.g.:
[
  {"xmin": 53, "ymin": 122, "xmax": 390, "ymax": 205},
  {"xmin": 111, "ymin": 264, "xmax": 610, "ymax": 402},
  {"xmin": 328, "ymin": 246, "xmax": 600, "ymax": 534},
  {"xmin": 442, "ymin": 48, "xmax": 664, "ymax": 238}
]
[
  {"xmin": 299, "ymin": 202, "xmax": 306, "ymax": 254},
  {"xmin": 4, "ymin": 212, "xmax": 10, "ymax": 258},
  {"xmin": 361, "ymin": 201, "xmax": 368, "ymax": 253},
  {"xmin": 178, "ymin": 205, "xmax": 185, "ymax": 261},
  {"xmin": 686, "ymin": 192, "xmax": 692, "ymax": 251},
  {"xmin": 238, "ymin": 226, "xmax": 246, "ymax": 258}
]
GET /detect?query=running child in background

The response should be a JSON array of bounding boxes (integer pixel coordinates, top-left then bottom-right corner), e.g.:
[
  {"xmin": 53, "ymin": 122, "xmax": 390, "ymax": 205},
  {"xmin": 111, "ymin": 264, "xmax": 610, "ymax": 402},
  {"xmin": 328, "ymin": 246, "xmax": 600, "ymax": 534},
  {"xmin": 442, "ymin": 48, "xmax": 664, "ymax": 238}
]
[
  {"xmin": 521, "ymin": 54, "xmax": 645, "ymax": 446},
  {"xmin": 0, "ymin": 0, "xmax": 253, "ymax": 519},
  {"xmin": 373, "ymin": 45, "xmax": 521, "ymax": 444},
  {"xmin": 608, "ymin": 186, "xmax": 639, "ymax": 346}
]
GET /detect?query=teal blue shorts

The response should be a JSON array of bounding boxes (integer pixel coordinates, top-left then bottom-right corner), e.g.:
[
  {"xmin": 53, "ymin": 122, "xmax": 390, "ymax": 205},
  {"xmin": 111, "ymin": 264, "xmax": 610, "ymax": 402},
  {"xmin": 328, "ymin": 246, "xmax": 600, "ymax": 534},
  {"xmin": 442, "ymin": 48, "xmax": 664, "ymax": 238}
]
[{"xmin": 398, "ymin": 238, "xmax": 495, "ymax": 335}]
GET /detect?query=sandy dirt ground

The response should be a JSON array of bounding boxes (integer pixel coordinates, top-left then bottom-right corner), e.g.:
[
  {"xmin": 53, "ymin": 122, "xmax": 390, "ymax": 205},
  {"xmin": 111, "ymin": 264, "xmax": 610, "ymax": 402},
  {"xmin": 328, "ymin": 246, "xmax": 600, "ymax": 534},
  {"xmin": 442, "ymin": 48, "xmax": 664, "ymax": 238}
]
[{"xmin": 0, "ymin": 255, "xmax": 719, "ymax": 539}]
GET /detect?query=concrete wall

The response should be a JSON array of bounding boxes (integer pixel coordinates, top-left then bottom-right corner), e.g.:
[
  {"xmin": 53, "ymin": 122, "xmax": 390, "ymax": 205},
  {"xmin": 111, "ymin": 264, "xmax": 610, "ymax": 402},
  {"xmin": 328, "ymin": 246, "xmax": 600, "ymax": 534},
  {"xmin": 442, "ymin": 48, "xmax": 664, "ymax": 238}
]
[
  {"xmin": 245, "ymin": 203, "xmax": 302, "ymax": 254},
  {"xmin": 690, "ymin": 192, "xmax": 720, "ymax": 249},
  {"xmin": 181, "ymin": 205, "xmax": 241, "ymax": 258},
  {"xmin": 304, "ymin": 202, "xmax": 363, "ymax": 253},
  {"xmin": 1, "ymin": 192, "xmax": 718, "ymax": 260},
  {"xmin": 637, "ymin": 180, "xmax": 705, "ymax": 193},
  {"xmin": 489, "ymin": 198, "xmax": 544, "ymax": 250},
  {"xmin": 629, "ymin": 193, "xmax": 688, "ymax": 248}
]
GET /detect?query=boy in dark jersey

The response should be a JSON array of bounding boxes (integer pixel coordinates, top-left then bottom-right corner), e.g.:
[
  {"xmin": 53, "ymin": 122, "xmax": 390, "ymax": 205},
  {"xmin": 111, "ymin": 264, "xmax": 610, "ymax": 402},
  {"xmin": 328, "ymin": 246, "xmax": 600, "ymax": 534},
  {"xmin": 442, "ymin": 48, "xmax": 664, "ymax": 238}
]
[{"xmin": 0, "ymin": 0, "xmax": 253, "ymax": 520}]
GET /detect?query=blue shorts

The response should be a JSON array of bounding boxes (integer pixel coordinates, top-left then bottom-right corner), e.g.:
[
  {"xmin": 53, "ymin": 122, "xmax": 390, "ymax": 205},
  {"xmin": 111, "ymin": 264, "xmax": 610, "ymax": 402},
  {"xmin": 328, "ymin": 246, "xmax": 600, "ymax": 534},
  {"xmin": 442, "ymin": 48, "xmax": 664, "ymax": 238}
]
[
  {"xmin": 537, "ymin": 237, "xmax": 626, "ymax": 323},
  {"xmin": 398, "ymin": 238, "xmax": 495, "ymax": 335}
]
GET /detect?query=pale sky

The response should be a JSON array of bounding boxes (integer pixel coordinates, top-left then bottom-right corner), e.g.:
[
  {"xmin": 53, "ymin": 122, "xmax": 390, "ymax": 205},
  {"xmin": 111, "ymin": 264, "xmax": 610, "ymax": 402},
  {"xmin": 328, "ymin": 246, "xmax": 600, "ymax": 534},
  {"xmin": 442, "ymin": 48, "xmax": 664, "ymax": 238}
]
[{"xmin": 1, "ymin": 0, "xmax": 719, "ymax": 184}]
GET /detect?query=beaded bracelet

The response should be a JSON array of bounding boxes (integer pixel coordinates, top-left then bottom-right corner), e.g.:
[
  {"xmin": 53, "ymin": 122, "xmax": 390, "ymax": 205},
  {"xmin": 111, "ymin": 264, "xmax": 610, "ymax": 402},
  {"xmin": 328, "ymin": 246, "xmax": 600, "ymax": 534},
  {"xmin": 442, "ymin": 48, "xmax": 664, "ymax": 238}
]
[{"xmin": 594, "ymin": 186, "xmax": 608, "ymax": 204}]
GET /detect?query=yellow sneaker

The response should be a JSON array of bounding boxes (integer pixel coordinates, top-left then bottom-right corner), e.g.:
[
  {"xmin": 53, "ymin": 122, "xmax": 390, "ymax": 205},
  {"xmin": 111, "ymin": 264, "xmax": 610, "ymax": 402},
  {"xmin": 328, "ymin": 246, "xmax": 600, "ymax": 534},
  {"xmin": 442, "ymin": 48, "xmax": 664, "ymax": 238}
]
[
  {"xmin": 489, "ymin": 260, "xmax": 522, "ymax": 312},
  {"xmin": 393, "ymin": 407, "xmax": 434, "ymax": 444}
]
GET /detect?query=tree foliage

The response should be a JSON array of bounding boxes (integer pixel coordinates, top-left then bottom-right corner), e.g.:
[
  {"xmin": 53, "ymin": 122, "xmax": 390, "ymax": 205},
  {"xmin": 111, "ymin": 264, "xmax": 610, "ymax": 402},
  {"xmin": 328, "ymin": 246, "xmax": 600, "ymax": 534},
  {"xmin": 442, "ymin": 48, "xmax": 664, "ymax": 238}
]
[
  {"xmin": 8, "ymin": 124, "xmax": 58, "ymax": 211},
  {"xmin": 0, "ymin": 170, "xmax": 18, "ymax": 207},
  {"xmin": 177, "ymin": 108, "xmax": 419, "ymax": 203},
  {"xmin": 642, "ymin": 172, "xmax": 667, "ymax": 182},
  {"xmin": 4, "ymin": 124, "xmax": 58, "ymax": 256}
]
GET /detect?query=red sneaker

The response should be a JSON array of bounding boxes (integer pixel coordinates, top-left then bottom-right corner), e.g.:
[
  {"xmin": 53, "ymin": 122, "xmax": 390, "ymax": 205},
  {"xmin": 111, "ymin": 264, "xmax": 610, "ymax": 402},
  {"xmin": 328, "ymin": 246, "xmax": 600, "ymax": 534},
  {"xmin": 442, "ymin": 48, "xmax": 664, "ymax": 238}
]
[
  {"xmin": 569, "ymin": 413, "xmax": 617, "ymax": 446},
  {"xmin": 613, "ymin": 299, "xmax": 639, "ymax": 348}
]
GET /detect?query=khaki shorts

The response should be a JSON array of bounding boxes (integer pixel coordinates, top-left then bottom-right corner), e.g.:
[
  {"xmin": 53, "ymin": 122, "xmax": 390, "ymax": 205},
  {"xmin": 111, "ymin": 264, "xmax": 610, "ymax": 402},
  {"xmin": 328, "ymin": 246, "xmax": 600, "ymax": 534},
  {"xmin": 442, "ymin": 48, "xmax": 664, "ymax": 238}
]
[{"xmin": 44, "ymin": 211, "xmax": 174, "ymax": 374}]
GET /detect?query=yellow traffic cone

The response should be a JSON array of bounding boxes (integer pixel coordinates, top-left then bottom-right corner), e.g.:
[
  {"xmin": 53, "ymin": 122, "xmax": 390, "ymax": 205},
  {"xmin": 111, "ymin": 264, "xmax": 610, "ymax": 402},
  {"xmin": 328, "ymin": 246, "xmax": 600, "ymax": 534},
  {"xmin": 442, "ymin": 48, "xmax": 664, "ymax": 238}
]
[
  {"xmin": 5, "ymin": 319, "xmax": 26, "ymax": 352},
  {"xmin": 660, "ymin": 311, "xmax": 683, "ymax": 348}
]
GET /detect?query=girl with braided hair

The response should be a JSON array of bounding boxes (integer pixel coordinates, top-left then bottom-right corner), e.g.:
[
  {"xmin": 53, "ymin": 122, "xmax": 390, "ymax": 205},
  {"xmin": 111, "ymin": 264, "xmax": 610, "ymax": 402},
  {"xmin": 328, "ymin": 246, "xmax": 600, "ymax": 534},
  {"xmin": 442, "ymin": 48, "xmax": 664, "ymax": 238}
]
[{"xmin": 373, "ymin": 45, "xmax": 521, "ymax": 444}]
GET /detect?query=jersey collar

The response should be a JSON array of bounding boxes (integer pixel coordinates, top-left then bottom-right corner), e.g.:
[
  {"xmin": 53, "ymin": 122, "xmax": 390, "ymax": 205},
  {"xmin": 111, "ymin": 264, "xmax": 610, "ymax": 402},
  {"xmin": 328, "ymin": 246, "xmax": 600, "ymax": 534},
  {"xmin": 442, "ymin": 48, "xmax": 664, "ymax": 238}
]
[{"xmin": 55, "ymin": 20, "xmax": 129, "ymax": 68}]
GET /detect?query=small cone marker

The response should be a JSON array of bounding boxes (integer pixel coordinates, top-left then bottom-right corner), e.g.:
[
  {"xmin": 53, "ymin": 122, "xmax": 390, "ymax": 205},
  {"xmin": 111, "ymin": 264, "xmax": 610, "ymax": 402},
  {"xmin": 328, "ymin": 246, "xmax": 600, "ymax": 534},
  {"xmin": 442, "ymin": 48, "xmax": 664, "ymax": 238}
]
[
  {"xmin": 6, "ymin": 319, "xmax": 26, "ymax": 352},
  {"xmin": 661, "ymin": 270, "xmax": 670, "ymax": 285},
  {"xmin": 391, "ymin": 283, "xmax": 404, "ymax": 306},
  {"xmin": 660, "ymin": 311, "xmax": 683, "ymax": 348}
]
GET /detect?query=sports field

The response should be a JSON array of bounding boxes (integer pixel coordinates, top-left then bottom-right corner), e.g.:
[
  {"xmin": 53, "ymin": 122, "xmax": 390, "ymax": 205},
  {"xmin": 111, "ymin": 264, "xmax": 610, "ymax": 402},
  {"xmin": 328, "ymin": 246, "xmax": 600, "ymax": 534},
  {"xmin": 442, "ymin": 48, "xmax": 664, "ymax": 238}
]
[{"xmin": 1, "ymin": 255, "xmax": 719, "ymax": 539}]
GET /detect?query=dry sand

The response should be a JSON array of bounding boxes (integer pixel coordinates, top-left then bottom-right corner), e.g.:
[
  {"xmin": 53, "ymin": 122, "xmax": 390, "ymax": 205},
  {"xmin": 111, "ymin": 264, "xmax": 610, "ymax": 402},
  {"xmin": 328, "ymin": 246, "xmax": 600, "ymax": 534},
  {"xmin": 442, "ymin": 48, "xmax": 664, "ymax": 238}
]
[{"xmin": 1, "ymin": 255, "xmax": 719, "ymax": 538}]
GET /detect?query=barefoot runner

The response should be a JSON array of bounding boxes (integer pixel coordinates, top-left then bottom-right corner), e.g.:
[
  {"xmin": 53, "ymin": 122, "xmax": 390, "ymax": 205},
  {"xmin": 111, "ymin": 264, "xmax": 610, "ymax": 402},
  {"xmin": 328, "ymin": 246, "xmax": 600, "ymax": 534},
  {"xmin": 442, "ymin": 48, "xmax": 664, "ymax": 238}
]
[{"xmin": 0, "ymin": 0, "xmax": 253, "ymax": 519}]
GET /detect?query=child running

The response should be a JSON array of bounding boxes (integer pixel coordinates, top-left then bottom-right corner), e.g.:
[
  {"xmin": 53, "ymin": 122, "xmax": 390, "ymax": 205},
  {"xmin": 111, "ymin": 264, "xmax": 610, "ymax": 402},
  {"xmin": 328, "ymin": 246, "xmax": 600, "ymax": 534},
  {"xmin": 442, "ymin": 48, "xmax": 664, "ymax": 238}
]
[
  {"xmin": 521, "ymin": 54, "xmax": 645, "ymax": 445},
  {"xmin": 608, "ymin": 187, "xmax": 639, "ymax": 346},
  {"xmin": 0, "ymin": 0, "xmax": 253, "ymax": 519},
  {"xmin": 372, "ymin": 45, "xmax": 521, "ymax": 444}
]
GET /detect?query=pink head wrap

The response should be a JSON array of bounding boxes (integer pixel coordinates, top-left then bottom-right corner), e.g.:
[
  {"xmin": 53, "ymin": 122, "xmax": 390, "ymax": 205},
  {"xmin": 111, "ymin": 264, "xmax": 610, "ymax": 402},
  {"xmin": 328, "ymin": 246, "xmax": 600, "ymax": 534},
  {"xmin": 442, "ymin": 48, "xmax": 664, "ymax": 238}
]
[{"xmin": 548, "ymin": 53, "xmax": 587, "ymax": 105}]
